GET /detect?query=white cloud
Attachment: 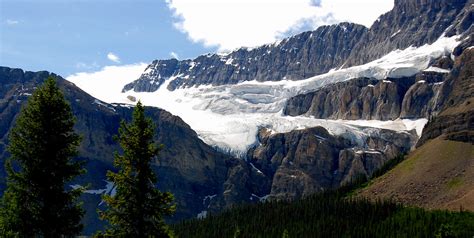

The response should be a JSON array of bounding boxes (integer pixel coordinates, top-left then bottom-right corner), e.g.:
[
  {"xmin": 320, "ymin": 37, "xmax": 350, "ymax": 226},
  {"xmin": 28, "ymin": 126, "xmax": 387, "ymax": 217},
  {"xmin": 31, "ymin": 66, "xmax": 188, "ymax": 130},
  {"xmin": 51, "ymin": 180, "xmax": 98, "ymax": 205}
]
[
  {"xmin": 166, "ymin": 0, "xmax": 393, "ymax": 51},
  {"xmin": 107, "ymin": 52, "xmax": 121, "ymax": 63},
  {"xmin": 170, "ymin": 51, "xmax": 179, "ymax": 59},
  {"xmin": 66, "ymin": 63, "xmax": 148, "ymax": 102},
  {"xmin": 6, "ymin": 19, "xmax": 19, "ymax": 25}
]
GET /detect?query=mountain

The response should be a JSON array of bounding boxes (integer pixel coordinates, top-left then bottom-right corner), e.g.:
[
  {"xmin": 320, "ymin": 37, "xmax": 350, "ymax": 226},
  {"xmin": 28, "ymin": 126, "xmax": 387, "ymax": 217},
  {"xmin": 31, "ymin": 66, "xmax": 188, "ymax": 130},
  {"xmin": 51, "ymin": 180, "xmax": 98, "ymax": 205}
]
[
  {"xmin": 123, "ymin": 0, "xmax": 471, "ymax": 92},
  {"xmin": 247, "ymin": 126, "xmax": 416, "ymax": 200},
  {"xmin": 358, "ymin": 48, "xmax": 474, "ymax": 210},
  {"xmin": 113, "ymin": 0, "xmax": 473, "ymax": 216},
  {"xmin": 0, "ymin": 67, "xmax": 254, "ymax": 234},
  {"xmin": 123, "ymin": 22, "xmax": 367, "ymax": 91},
  {"xmin": 343, "ymin": 0, "xmax": 473, "ymax": 67},
  {"xmin": 0, "ymin": 66, "xmax": 421, "ymax": 234},
  {"xmin": 1, "ymin": 0, "xmax": 473, "ymax": 235}
]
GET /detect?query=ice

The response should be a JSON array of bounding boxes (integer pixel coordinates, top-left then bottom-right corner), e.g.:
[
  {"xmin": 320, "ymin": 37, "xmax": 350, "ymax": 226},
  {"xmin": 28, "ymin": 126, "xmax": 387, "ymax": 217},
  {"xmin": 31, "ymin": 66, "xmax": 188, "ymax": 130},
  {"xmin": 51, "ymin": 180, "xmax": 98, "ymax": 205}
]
[
  {"xmin": 66, "ymin": 35, "xmax": 459, "ymax": 157},
  {"xmin": 423, "ymin": 66, "xmax": 450, "ymax": 73}
]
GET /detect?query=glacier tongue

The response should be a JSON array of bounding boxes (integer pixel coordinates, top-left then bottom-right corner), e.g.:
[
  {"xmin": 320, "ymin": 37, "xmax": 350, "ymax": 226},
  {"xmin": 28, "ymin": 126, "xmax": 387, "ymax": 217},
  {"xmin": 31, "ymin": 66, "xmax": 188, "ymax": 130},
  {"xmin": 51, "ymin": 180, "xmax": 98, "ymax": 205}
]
[{"xmin": 67, "ymin": 35, "xmax": 459, "ymax": 157}]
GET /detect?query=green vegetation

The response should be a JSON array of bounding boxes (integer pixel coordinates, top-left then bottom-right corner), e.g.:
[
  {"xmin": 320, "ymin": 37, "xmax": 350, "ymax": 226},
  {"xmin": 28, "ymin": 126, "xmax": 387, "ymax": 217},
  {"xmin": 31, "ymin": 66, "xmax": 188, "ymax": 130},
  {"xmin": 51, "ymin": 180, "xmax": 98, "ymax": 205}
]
[
  {"xmin": 0, "ymin": 77, "xmax": 85, "ymax": 237},
  {"xmin": 447, "ymin": 177, "xmax": 463, "ymax": 189},
  {"xmin": 97, "ymin": 101, "xmax": 175, "ymax": 237},
  {"xmin": 173, "ymin": 188, "xmax": 474, "ymax": 238}
]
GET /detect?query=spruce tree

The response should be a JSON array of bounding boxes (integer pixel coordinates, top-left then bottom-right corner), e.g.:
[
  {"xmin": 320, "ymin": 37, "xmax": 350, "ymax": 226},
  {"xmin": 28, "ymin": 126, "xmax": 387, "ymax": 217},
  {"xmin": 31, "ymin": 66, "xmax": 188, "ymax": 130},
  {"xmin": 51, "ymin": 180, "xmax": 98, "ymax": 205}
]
[
  {"xmin": 0, "ymin": 77, "xmax": 84, "ymax": 237},
  {"xmin": 98, "ymin": 101, "xmax": 175, "ymax": 237}
]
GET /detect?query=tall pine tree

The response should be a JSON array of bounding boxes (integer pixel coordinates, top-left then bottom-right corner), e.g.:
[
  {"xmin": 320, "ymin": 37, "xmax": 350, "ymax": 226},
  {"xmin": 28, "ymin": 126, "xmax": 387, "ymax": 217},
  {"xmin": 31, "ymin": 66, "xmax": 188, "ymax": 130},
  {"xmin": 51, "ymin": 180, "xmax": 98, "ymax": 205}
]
[
  {"xmin": 0, "ymin": 77, "xmax": 84, "ymax": 237},
  {"xmin": 98, "ymin": 101, "xmax": 175, "ymax": 237}
]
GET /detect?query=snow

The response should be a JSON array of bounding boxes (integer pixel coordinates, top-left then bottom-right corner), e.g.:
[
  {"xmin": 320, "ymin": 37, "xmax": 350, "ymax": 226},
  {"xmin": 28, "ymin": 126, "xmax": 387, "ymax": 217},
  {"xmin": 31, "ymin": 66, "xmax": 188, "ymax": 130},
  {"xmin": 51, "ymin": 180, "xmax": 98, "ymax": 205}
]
[
  {"xmin": 197, "ymin": 211, "xmax": 208, "ymax": 219},
  {"xmin": 188, "ymin": 61, "xmax": 196, "ymax": 70},
  {"xmin": 93, "ymin": 99, "xmax": 116, "ymax": 112},
  {"xmin": 423, "ymin": 66, "xmax": 450, "ymax": 73},
  {"xmin": 355, "ymin": 150, "xmax": 382, "ymax": 155},
  {"xmin": 66, "ymin": 35, "xmax": 459, "ymax": 157},
  {"xmin": 391, "ymin": 29, "xmax": 401, "ymax": 38},
  {"xmin": 70, "ymin": 180, "xmax": 117, "ymax": 205},
  {"xmin": 342, "ymin": 119, "xmax": 427, "ymax": 137},
  {"xmin": 202, "ymin": 194, "xmax": 217, "ymax": 208},
  {"xmin": 250, "ymin": 162, "xmax": 263, "ymax": 174},
  {"xmin": 314, "ymin": 135, "xmax": 327, "ymax": 141},
  {"xmin": 250, "ymin": 193, "xmax": 270, "ymax": 202}
]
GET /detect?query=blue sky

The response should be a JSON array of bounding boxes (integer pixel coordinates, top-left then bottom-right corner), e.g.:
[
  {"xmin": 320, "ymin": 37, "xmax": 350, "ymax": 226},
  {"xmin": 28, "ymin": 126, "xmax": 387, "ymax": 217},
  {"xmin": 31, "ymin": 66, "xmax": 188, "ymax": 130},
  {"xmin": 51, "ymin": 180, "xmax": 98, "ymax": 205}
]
[
  {"xmin": 0, "ymin": 0, "xmax": 216, "ymax": 76},
  {"xmin": 1, "ymin": 0, "xmax": 393, "ymax": 77}
]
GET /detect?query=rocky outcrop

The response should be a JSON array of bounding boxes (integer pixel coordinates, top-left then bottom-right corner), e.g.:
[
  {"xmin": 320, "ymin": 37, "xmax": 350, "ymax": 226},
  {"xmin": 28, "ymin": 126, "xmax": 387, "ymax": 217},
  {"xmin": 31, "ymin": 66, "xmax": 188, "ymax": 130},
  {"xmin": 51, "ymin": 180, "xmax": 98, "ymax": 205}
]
[
  {"xmin": 248, "ymin": 127, "xmax": 417, "ymax": 200},
  {"xmin": 123, "ymin": 23, "xmax": 368, "ymax": 91},
  {"xmin": 284, "ymin": 78, "xmax": 414, "ymax": 120},
  {"xmin": 343, "ymin": 0, "xmax": 471, "ymax": 67},
  {"xmin": 417, "ymin": 48, "xmax": 474, "ymax": 146},
  {"xmin": 399, "ymin": 72, "xmax": 446, "ymax": 118},
  {"xmin": 284, "ymin": 71, "xmax": 450, "ymax": 120}
]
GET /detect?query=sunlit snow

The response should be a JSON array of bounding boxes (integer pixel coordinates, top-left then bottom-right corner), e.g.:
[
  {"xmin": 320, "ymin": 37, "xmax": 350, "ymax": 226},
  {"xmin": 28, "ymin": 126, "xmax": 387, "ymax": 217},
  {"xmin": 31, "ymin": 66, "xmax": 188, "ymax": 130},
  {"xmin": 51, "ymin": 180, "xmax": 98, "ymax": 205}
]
[{"xmin": 67, "ymin": 35, "xmax": 460, "ymax": 157}]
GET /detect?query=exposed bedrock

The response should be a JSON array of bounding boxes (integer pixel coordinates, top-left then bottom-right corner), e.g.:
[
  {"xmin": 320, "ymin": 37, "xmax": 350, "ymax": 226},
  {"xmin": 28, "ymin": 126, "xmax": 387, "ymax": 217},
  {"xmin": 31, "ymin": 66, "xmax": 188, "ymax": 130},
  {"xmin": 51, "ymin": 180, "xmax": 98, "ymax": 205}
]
[
  {"xmin": 246, "ymin": 126, "xmax": 417, "ymax": 200},
  {"xmin": 284, "ymin": 71, "xmax": 449, "ymax": 120}
]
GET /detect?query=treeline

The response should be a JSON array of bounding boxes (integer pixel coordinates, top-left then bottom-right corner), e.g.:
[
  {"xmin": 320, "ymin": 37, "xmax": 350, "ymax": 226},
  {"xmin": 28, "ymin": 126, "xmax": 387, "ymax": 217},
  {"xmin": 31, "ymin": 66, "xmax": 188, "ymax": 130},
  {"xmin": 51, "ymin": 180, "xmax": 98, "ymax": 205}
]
[
  {"xmin": 173, "ymin": 189, "xmax": 474, "ymax": 238},
  {"xmin": 0, "ymin": 77, "xmax": 174, "ymax": 237}
]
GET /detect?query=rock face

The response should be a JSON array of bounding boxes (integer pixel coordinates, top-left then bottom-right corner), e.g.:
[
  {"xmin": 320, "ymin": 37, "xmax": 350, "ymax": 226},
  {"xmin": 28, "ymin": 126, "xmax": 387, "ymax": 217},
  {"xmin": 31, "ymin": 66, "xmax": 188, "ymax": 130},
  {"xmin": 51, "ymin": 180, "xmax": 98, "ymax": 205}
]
[
  {"xmin": 284, "ymin": 72, "xmax": 450, "ymax": 120},
  {"xmin": 248, "ymin": 127, "xmax": 417, "ymax": 200},
  {"xmin": 417, "ymin": 48, "xmax": 474, "ymax": 146},
  {"xmin": 284, "ymin": 78, "xmax": 414, "ymax": 120},
  {"xmin": 123, "ymin": 0, "xmax": 471, "ymax": 92},
  {"xmin": 123, "ymin": 23, "xmax": 368, "ymax": 91},
  {"xmin": 343, "ymin": 0, "xmax": 471, "ymax": 67}
]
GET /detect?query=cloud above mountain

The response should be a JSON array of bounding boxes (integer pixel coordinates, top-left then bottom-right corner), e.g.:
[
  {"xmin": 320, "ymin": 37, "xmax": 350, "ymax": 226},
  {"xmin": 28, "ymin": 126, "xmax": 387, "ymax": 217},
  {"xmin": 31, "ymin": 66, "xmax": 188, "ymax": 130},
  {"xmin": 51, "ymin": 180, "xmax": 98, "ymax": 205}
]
[
  {"xmin": 107, "ymin": 52, "xmax": 121, "ymax": 63},
  {"xmin": 166, "ymin": 0, "xmax": 393, "ymax": 51}
]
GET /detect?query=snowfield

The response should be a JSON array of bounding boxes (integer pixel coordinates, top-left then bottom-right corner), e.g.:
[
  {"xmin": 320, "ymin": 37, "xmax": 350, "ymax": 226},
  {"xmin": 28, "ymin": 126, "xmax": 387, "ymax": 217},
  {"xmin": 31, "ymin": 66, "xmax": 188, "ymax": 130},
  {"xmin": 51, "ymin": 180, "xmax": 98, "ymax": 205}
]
[{"xmin": 67, "ymin": 35, "xmax": 460, "ymax": 157}]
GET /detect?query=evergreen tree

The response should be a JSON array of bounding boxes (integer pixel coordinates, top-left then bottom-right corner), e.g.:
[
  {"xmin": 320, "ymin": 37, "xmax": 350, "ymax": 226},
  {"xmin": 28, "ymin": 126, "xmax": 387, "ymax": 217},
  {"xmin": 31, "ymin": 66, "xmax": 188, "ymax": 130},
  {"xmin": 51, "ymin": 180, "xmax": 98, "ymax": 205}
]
[
  {"xmin": 98, "ymin": 101, "xmax": 175, "ymax": 237},
  {"xmin": 0, "ymin": 77, "xmax": 84, "ymax": 237}
]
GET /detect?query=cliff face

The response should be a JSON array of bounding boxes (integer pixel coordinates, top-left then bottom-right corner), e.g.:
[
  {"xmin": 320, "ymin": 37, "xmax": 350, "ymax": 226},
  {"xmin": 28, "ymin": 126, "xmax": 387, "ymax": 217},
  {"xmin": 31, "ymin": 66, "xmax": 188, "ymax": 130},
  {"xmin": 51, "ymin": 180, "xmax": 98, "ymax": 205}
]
[
  {"xmin": 417, "ymin": 48, "xmax": 474, "ymax": 146},
  {"xmin": 343, "ymin": 0, "xmax": 471, "ymax": 67},
  {"xmin": 283, "ymin": 71, "xmax": 450, "ymax": 120},
  {"xmin": 123, "ymin": 0, "xmax": 471, "ymax": 93},
  {"xmin": 247, "ymin": 126, "xmax": 417, "ymax": 200},
  {"xmin": 123, "ymin": 23, "xmax": 368, "ymax": 91}
]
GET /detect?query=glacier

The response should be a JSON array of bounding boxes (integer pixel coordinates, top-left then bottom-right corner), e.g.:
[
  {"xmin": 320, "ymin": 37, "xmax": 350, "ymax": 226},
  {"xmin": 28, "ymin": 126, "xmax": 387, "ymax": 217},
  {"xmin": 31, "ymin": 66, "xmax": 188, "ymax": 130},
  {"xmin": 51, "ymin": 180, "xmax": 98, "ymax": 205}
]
[{"xmin": 67, "ymin": 35, "xmax": 460, "ymax": 157}]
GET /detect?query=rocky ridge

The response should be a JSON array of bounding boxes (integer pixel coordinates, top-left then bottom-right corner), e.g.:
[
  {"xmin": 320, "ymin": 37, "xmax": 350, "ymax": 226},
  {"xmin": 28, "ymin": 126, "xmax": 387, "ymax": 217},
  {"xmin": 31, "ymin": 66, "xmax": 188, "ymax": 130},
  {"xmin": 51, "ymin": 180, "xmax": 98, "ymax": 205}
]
[
  {"xmin": 343, "ymin": 0, "xmax": 472, "ymax": 67},
  {"xmin": 123, "ymin": 22, "xmax": 367, "ymax": 91},
  {"xmin": 123, "ymin": 0, "xmax": 471, "ymax": 92}
]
